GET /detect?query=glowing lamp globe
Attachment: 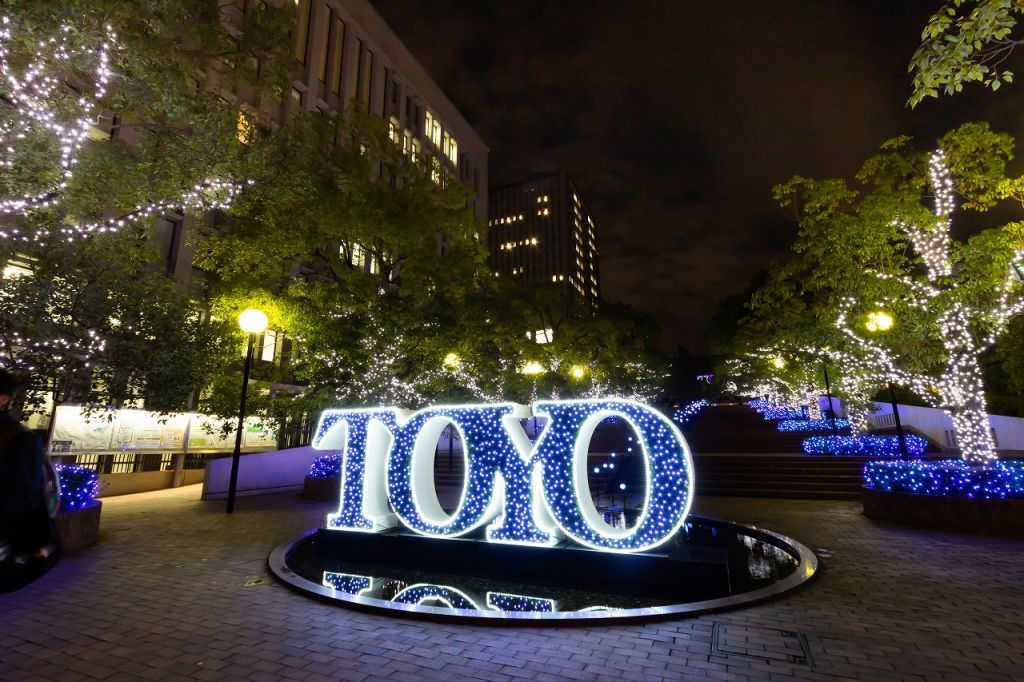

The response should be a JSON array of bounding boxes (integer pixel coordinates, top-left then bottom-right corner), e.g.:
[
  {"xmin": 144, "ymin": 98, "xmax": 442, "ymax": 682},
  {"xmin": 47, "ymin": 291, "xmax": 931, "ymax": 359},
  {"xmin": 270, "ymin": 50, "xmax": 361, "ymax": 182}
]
[
  {"xmin": 238, "ymin": 308, "xmax": 269, "ymax": 334},
  {"xmin": 771, "ymin": 357, "xmax": 786, "ymax": 370},
  {"xmin": 865, "ymin": 310, "xmax": 894, "ymax": 333},
  {"xmin": 443, "ymin": 352, "xmax": 462, "ymax": 370},
  {"xmin": 571, "ymin": 365, "xmax": 586, "ymax": 380}
]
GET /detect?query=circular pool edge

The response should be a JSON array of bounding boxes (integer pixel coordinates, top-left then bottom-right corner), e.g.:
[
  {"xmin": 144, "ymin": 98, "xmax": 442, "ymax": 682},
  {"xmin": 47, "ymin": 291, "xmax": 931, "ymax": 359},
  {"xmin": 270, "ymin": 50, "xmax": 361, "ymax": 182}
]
[{"xmin": 267, "ymin": 517, "xmax": 818, "ymax": 624}]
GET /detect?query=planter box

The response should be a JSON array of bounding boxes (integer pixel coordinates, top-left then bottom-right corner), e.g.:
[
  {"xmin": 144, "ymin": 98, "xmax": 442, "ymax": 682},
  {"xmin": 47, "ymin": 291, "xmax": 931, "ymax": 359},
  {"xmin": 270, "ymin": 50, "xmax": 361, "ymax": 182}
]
[
  {"xmin": 863, "ymin": 488, "xmax": 1024, "ymax": 538},
  {"xmin": 303, "ymin": 476, "xmax": 339, "ymax": 501},
  {"xmin": 55, "ymin": 501, "xmax": 102, "ymax": 552}
]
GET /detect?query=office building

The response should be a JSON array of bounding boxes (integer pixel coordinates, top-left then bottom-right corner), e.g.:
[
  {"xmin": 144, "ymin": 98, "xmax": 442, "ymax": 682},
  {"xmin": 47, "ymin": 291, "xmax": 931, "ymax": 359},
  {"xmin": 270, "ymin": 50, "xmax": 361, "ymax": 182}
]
[{"xmin": 489, "ymin": 173, "xmax": 600, "ymax": 306}]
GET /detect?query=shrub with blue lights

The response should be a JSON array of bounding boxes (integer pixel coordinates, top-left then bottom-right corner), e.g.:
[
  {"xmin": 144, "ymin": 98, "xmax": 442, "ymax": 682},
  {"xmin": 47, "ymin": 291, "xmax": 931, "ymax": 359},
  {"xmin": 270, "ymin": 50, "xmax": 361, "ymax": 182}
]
[
  {"xmin": 747, "ymin": 400, "xmax": 803, "ymax": 421},
  {"xmin": 777, "ymin": 418, "xmax": 851, "ymax": 432},
  {"xmin": 55, "ymin": 464, "xmax": 99, "ymax": 510},
  {"xmin": 803, "ymin": 434, "xmax": 928, "ymax": 457},
  {"xmin": 309, "ymin": 453, "xmax": 342, "ymax": 478},
  {"xmin": 863, "ymin": 459, "xmax": 1024, "ymax": 499},
  {"xmin": 672, "ymin": 399, "xmax": 709, "ymax": 426}
]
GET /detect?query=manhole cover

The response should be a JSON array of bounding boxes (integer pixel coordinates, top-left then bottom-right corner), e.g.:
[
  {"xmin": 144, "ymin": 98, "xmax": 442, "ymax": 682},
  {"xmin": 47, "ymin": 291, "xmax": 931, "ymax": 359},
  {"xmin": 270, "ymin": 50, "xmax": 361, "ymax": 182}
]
[{"xmin": 711, "ymin": 622, "xmax": 813, "ymax": 666}]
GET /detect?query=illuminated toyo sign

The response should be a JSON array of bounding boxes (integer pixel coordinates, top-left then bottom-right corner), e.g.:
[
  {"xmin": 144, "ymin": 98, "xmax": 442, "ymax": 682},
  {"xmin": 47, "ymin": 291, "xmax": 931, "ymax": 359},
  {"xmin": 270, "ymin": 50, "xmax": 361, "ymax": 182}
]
[{"xmin": 311, "ymin": 399, "xmax": 693, "ymax": 553}]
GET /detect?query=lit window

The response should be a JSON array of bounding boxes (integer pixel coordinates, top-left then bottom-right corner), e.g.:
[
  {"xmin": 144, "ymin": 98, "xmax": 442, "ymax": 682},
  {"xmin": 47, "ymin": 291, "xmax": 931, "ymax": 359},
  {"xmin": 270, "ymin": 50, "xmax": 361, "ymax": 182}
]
[
  {"xmin": 261, "ymin": 329, "xmax": 277, "ymax": 362},
  {"xmin": 534, "ymin": 328, "xmax": 553, "ymax": 344},
  {"xmin": 2, "ymin": 258, "xmax": 31, "ymax": 279},
  {"xmin": 87, "ymin": 111, "xmax": 115, "ymax": 141},
  {"xmin": 442, "ymin": 131, "xmax": 458, "ymax": 165},
  {"xmin": 237, "ymin": 110, "xmax": 256, "ymax": 144},
  {"xmin": 388, "ymin": 116, "xmax": 400, "ymax": 144},
  {"xmin": 425, "ymin": 111, "xmax": 442, "ymax": 147}
]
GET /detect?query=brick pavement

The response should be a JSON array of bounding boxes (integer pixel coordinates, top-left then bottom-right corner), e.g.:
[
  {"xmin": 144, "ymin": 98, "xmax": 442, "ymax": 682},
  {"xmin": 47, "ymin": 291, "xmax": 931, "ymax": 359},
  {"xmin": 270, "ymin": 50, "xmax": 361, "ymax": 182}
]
[{"xmin": 1, "ymin": 486, "xmax": 1022, "ymax": 681}]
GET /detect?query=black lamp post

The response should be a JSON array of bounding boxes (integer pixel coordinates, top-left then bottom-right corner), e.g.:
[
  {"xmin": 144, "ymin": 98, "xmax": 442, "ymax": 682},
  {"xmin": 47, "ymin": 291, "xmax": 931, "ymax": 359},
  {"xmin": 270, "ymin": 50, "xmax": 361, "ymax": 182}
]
[
  {"xmin": 822, "ymin": 361, "xmax": 838, "ymax": 439},
  {"xmin": 226, "ymin": 308, "xmax": 268, "ymax": 514},
  {"xmin": 887, "ymin": 381, "xmax": 909, "ymax": 460},
  {"xmin": 865, "ymin": 309, "xmax": 909, "ymax": 459}
]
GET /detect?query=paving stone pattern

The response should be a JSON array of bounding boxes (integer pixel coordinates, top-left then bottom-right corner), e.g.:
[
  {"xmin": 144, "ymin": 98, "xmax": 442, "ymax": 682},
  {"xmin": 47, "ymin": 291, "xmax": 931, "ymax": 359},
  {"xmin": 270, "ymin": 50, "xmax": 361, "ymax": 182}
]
[{"xmin": 1, "ymin": 487, "xmax": 1022, "ymax": 681}]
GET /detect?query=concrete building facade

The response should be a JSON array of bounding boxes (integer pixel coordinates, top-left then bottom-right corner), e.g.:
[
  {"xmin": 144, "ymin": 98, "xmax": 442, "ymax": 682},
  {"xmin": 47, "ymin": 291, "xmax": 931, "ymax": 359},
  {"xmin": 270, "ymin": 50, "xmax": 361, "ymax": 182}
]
[
  {"xmin": 155, "ymin": 0, "xmax": 489, "ymax": 298},
  {"xmin": 489, "ymin": 173, "xmax": 600, "ymax": 306}
]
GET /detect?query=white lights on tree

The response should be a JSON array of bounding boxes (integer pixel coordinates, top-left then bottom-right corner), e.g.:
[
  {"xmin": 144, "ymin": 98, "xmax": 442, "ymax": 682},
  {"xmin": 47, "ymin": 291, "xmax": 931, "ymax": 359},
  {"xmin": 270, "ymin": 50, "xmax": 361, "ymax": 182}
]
[
  {"xmin": 0, "ymin": 18, "xmax": 111, "ymax": 215},
  {"xmin": 312, "ymin": 398, "xmax": 694, "ymax": 553},
  {"xmin": 0, "ymin": 18, "xmax": 247, "ymax": 243},
  {"xmin": 833, "ymin": 150, "xmax": 1024, "ymax": 466}
]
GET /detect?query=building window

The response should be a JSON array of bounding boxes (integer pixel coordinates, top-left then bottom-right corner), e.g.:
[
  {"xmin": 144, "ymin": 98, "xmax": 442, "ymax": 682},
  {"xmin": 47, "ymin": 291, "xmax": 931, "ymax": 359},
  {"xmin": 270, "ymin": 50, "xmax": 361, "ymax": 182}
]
[
  {"xmin": 443, "ymin": 132, "xmax": 458, "ymax": 165},
  {"xmin": 329, "ymin": 16, "xmax": 346, "ymax": 94},
  {"xmin": 291, "ymin": 87, "xmax": 303, "ymax": 113},
  {"xmin": 152, "ymin": 217, "xmax": 181, "ymax": 265},
  {"xmin": 236, "ymin": 109, "xmax": 256, "ymax": 144},
  {"xmin": 316, "ymin": 5, "xmax": 332, "ymax": 82},
  {"xmin": 388, "ymin": 116, "xmax": 400, "ymax": 144},
  {"xmin": 356, "ymin": 41, "xmax": 373, "ymax": 105},
  {"xmin": 87, "ymin": 111, "xmax": 116, "ymax": 141},
  {"xmin": 261, "ymin": 329, "xmax": 278, "ymax": 363},
  {"xmin": 533, "ymin": 328, "xmax": 553, "ymax": 344},
  {"xmin": 425, "ymin": 110, "xmax": 441, "ymax": 147},
  {"xmin": 1, "ymin": 256, "xmax": 32, "ymax": 279},
  {"xmin": 293, "ymin": 0, "xmax": 312, "ymax": 64}
]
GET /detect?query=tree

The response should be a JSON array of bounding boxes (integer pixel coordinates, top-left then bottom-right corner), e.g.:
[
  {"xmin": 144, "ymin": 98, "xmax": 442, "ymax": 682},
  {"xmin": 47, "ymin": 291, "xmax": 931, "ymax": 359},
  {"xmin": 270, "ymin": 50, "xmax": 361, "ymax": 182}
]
[
  {"xmin": 909, "ymin": 0, "xmax": 1024, "ymax": 107},
  {"xmin": 748, "ymin": 124, "xmax": 1024, "ymax": 465},
  {"xmin": 0, "ymin": 10, "xmax": 257, "ymax": 418}
]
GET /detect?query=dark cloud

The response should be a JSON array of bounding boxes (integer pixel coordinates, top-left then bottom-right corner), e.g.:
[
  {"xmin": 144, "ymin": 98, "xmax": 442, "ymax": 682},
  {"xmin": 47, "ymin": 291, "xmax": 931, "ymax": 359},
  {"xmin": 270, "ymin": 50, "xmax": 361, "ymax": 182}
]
[{"xmin": 372, "ymin": 0, "xmax": 1024, "ymax": 352}]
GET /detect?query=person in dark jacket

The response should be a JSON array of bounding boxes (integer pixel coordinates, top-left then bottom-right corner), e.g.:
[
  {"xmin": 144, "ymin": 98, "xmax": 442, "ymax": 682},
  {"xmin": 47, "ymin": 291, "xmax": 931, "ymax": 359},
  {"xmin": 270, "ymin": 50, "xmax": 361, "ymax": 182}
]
[{"xmin": 0, "ymin": 368, "xmax": 56, "ymax": 591}]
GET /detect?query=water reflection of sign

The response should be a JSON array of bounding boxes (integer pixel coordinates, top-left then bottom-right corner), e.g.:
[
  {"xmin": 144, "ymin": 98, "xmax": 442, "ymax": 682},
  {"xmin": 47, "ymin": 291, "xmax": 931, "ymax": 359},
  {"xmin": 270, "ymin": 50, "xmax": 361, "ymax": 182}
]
[
  {"xmin": 313, "ymin": 398, "xmax": 694, "ymax": 554},
  {"xmin": 322, "ymin": 572, "xmax": 558, "ymax": 613}
]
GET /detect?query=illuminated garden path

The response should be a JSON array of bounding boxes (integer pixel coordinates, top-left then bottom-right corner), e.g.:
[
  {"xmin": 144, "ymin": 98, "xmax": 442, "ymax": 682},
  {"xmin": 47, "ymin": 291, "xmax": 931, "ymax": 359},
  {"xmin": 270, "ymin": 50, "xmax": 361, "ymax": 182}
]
[{"xmin": 1, "ymin": 486, "xmax": 1021, "ymax": 681}]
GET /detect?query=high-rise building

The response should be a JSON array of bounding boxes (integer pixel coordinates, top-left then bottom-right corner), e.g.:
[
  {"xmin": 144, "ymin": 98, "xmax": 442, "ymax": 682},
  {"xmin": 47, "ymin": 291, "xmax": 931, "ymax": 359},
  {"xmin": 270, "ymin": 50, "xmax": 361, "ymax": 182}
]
[{"xmin": 488, "ymin": 173, "xmax": 600, "ymax": 306}]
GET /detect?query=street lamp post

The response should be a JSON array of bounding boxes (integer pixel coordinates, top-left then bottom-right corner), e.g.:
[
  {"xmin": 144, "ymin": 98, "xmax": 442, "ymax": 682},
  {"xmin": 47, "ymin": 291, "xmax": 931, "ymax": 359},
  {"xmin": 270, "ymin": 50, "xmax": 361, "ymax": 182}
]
[
  {"xmin": 865, "ymin": 309, "xmax": 909, "ymax": 459},
  {"xmin": 887, "ymin": 381, "xmax": 909, "ymax": 460},
  {"xmin": 822, "ymin": 361, "xmax": 838, "ymax": 439},
  {"xmin": 226, "ymin": 308, "xmax": 268, "ymax": 514}
]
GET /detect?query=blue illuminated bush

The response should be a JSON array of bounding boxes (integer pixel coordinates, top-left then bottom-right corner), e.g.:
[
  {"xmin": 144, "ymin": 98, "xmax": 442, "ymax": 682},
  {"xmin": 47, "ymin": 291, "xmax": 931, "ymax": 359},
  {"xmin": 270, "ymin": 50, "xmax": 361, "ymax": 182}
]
[
  {"xmin": 673, "ymin": 399, "xmax": 709, "ymax": 426},
  {"xmin": 863, "ymin": 459, "xmax": 1024, "ymax": 499},
  {"xmin": 55, "ymin": 464, "xmax": 99, "ymax": 510},
  {"xmin": 747, "ymin": 400, "xmax": 803, "ymax": 420},
  {"xmin": 778, "ymin": 418, "xmax": 851, "ymax": 432},
  {"xmin": 803, "ymin": 434, "xmax": 928, "ymax": 457},
  {"xmin": 309, "ymin": 453, "xmax": 342, "ymax": 478}
]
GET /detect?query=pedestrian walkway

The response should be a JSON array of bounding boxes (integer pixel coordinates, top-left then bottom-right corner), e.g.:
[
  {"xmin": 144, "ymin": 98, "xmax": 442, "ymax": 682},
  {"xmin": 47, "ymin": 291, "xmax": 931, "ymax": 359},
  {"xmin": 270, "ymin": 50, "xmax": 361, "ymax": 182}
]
[{"xmin": 1, "ymin": 486, "xmax": 1022, "ymax": 681}]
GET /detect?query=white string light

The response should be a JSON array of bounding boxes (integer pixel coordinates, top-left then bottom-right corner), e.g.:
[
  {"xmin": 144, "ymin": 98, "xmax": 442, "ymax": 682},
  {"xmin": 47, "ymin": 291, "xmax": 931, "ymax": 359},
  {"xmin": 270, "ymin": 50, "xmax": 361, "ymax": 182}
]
[{"xmin": 0, "ymin": 18, "xmax": 248, "ymax": 243}]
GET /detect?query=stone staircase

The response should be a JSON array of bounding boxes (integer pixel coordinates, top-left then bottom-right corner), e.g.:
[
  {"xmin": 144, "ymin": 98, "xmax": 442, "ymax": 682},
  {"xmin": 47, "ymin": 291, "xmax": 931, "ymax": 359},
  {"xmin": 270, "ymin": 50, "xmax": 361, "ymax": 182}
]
[
  {"xmin": 691, "ymin": 453, "xmax": 866, "ymax": 499},
  {"xmin": 430, "ymin": 404, "xmax": 900, "ymax": 501}
]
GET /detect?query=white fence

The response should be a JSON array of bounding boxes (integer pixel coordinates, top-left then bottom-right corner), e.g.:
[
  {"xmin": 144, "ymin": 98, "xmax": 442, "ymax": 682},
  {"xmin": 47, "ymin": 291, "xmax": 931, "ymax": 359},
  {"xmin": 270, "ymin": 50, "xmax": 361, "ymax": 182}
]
[{"xmin": 866, "ymin": 402, "xmax": 1024, "ymax": 453}]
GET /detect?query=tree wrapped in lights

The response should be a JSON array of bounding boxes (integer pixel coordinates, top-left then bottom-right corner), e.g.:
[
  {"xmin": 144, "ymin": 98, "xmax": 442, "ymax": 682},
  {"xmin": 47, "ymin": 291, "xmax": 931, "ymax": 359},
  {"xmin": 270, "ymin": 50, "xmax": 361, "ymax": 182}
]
[
  {"xmin": 0, "ymin": 12, "xmax": 255, "ymax": 416},
  {"xmin": 767, "ymin": 124, "xmax": 1024, "ymax": 466}
]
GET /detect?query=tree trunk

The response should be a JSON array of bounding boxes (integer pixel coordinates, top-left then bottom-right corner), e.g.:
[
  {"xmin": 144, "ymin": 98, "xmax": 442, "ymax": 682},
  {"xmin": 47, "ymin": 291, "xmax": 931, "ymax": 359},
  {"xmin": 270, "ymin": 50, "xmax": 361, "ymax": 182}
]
[
  {"xmin": 943, "ymin": 342, "xmax": 997, "ymax": 466},
  {"xmin": 847, "ymin": 405, "xmax": 870, "ymax": 436}
]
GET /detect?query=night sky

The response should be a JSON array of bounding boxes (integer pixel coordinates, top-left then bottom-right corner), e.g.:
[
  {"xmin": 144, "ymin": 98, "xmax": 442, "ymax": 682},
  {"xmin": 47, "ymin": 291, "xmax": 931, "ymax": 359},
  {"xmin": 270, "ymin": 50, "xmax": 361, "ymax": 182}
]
[{"xmin": 371, "ymin": 0, "xmax": 1024, "ymax": 354}]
